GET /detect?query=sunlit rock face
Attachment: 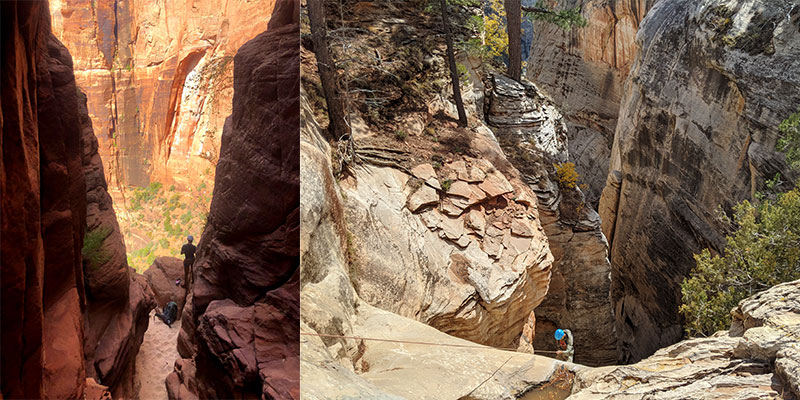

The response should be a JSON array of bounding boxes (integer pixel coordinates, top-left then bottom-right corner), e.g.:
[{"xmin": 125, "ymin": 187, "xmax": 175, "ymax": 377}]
[
  {"xmin": 598, "ymin": 0, "xmax": 800, "ymax": 363},
  {"xmin": 49, "ymin": 0, "xmax": 277, "ymax": 188},
  {"xmin": 166, "ymin": 1, "xmax": 300, "ymax": 397},
  {"xmin": 526, "ymin": 0, "xmax": 657, "ymax": 206}
]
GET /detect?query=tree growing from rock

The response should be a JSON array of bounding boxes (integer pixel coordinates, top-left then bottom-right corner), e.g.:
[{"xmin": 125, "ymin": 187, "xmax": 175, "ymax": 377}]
[
  {"xmin": 441, "ymin": 0, "xmax": 469, "ymax": 126},
  {"xmin": 308, "ymin": 0, "xmax": 349, "ymax": 140},
  {"xmin": 505, "ymin": 0, "xmax": 587, "ymax": 81}
]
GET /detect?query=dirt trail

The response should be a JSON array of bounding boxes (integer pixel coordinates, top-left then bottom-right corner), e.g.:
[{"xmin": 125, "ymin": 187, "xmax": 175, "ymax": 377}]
[{"xmin": 134, "ymin": 311, "xmax": 181, "ymax": 399}]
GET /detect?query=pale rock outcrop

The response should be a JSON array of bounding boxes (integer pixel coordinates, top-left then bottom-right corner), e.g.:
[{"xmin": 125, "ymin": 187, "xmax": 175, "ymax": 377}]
[
  {"xmin": 49, "ymin": 0, "xmax": 278, "ymax": 187},
  {"xmin": 486, "ymin": 74, "xmax": 616, "ymax": 366},
  {"xmin": 300, "ymin": 86, "xmax": 586, "ymax": 398},
  {"xmin": 569, "ymin": 280, "xmax": 800, "ymax": 399},
  {"xmin": 527, "ymin": 0, "xmax": 658, "ymax": 206},
  {"xmin": 598, "ymin": 0, "xmax": 800, "ymax": 363}
]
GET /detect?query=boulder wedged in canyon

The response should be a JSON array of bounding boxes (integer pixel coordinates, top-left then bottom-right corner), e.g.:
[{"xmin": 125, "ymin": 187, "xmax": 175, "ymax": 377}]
[
  {"xmin": 486, "ymin": 74, "xmax": 615, "ymax": 366},
  {"xmin": 2, "ymin": 2, "xmax": 155, "ymax": 397},
  {"xmin": 526, "ymin": 0, "xmax": 657, "ymax": 207},
  {"xmin": 569, "ymin": 280, "xmax": 800, "ymax": 399},
  {"xmin": 300, "ymin": 87, "xmax": 585, "ymax": 399},
  {"xmin": 598, "ymin": 0, "xmax": 800, "ymax": 363},
  {"xmin": 49, "ymin": 0, "xmax": 279, "ymax": 187},
  {"xmin": 144, "ymin": 257, "xmax": 187, "ymax": 313},
  {"xmin": 167, "ymin": 2, "xmax": 300, "ymax": 398}
]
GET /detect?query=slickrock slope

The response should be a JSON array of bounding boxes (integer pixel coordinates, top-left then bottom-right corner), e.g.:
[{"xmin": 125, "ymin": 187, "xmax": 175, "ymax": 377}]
[
  {"xmin": 49, "ymin": 0, "xmax": 277, "ymax": 187},
  {"xmin": 167, "ymin": 2, "xmax": 300, "ymax": 398},
  {"xmin": 526, "ymin": 0, "xmax": 657, "ymax": 205},
  {"xmin": 569, "ymin": 280, "xmax": 800, "ymax": 399},
  {"xmin": 81, "ymin": 91, "xmax": 157, "ymax": 398},
  {"xmin": 2, "ymin": 2, "xmax": 153, "ymax": 397},
  {"xmin": 300, "ymin": 88, "xmax": 585, "ymax": 399},
  {"xmin": 486, "ymin": 74, "xmax": 615, "ymax": 366},
  {"xmin": 598, "ymin": 0, "xmax": 800, "ymax": 363}
]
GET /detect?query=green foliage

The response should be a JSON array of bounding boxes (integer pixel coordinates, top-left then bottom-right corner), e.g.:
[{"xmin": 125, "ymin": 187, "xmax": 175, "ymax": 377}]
[
  {"xmin": 525, "ymin": 1, "xmax": 587, "ymax": 31},
  {"xmin": 554, "ymin": 162, "xmax": 579, "ymax": 189},
  {"xmin": 680, "ymin": 188, "xmax": 800, "ymax": 336},
  {"xmin": 778, "ymin": 108, "xmax": 800, "ymax": 170},
  {"xmin": 83, "ymin": 227, "xmax": 112, "ymax": 269},
  {"xmin": 394, "ymin": 129, "xmax": 408, "ymax": 141},
  {"xmin": 456, "ymin": 63, "xmax": 470, "ymax": 85},
  {"xmin": 441, "ymin": 179, "xmax": 454, "ymax": 191}
]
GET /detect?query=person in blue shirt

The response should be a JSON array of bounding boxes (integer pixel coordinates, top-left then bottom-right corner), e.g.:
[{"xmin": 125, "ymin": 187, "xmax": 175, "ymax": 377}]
[{"xmin": 554, "ymin": 328, "xmax": 574, "ymax": 362}]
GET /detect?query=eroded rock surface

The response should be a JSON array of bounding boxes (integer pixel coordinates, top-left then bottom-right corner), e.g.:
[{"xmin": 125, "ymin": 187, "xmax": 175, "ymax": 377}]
[
  {"xmin": 167, "ymin": 2, "xmax": 300, "ymax": 398},
  {"xmin": 300, "ymin": 85, "xmax": 587, "ymax": 398},
  {"xmin": 2, "ymin": 2, "xmax": 154, "ymax": 397},
  {"xmin": 527, "ymin": 0, "xmax": 657, "ymax": 206},
  {"xmin": 570, "ymin": 280, "xmax": 800, "ymax": 399},
  {"xmin": 599, "ymin": 0, "xmax": 800, "ymax": 363},
  {"xmin": 49, "ymin": 0, "xmax": 278, "ymax": 187},
  {"xmin": 486, "ymin": 74, "xmax": 615, "ymax": 366}
]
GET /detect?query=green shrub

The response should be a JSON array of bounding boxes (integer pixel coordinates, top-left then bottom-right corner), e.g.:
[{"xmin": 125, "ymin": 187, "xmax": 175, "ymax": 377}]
[
  {"xmin": 680, "ymin": 188, "xmax": 800, "ymax": 336},
  {"xmin": 83, "ymin": 227, "xmax": 112, "ymax": 269},
  {"xmin": 441, "ymin": 179, "xmax": 453, "ymax": 191},
  {"xmin": 394, "ymin": 129, "xmax": 408, "ymax": 142}
]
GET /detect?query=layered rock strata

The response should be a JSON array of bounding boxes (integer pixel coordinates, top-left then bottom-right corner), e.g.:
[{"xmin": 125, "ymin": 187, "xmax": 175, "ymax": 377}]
[
  {"xmin": 526, "ymin": 0, "xmax": 657, "ymax": 206},
  {"xmin": 599, "ymin": 0, "xmax": 800, "ymax": 363},
  {"xmin": 569, "ymin": 280, "xmax": 800, "ymax": 399},
  {"xmin": 48, "ymin": 0, "xmax": 278, "ymax": 187},
  {"xmin": 166, "ymin": 2, "xmax": 300, "ymax": 398},
  {"xmin": 486, "ymin": 74, "xmax": 616, "ymax": 366}
]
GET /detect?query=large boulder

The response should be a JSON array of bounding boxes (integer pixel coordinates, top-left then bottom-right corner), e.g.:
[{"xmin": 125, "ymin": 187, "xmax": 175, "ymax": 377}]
[
  {"xmin": 167, "ymin": 1, "xmax": 300, "ymax": 398},
  {"xmin": 144, "ymin": 257, "xmax": 187, "ymax": 312},
  {"xmin": 598, "ymin": 0, "xmax": 800, "ymax": 363}
]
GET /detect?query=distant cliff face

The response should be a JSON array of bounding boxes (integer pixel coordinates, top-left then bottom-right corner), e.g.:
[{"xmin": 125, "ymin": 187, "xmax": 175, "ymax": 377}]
[
  {"xmin": 526, "ymin": 0, "xmax": 657, "ymax": 206},
  {"xmin": 48, "ymin": 0, "xmax": 276, "ymax": 188},
  {"xmin": 599, "ymin": 0, "xmax": 800, "ymax": 363}
]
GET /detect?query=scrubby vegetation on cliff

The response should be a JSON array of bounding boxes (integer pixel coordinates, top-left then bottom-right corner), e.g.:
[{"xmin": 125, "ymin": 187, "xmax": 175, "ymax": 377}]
[
  {"xmin": 681, "ymin": 111, "xmax": 800, "ymax": 337},
  {"xmin": 115, "ymin": 177, "xmax": 213, "ymax": 273}
]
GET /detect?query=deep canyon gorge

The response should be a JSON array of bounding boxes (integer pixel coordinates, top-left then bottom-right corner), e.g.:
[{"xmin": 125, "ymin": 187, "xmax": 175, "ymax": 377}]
[{"xmin": 2, "ymin": 0, "xmax": 800, "ymax": 398}]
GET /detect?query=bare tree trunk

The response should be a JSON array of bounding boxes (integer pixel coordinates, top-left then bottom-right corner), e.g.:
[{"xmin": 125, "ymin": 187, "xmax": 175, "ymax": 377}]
[
  {"xmin": 308, "ymin": 0, "xmax": 349, "ymax": 139},
  {"xmin": 440, "ymin": 0, "xmax": 468, "ymax": 127},
  {"xmin": 505, "ymin": 0, "xmax": 522, "ymax": 81}
]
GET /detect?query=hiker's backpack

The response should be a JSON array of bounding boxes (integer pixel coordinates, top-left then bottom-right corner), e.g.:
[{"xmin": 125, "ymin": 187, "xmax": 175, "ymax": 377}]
[{"xmin": 164, "ymin": 301, "xmax": 178, "ymax": 325}]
